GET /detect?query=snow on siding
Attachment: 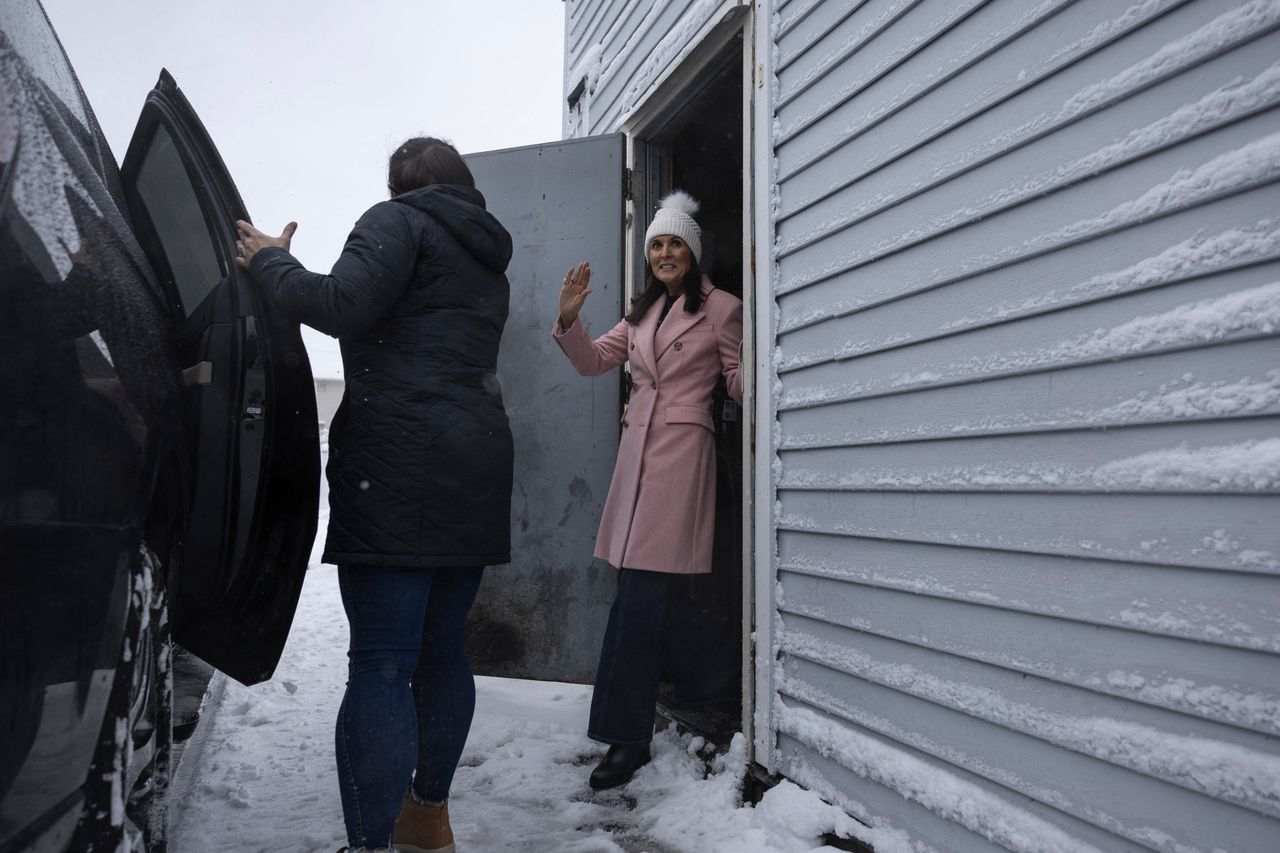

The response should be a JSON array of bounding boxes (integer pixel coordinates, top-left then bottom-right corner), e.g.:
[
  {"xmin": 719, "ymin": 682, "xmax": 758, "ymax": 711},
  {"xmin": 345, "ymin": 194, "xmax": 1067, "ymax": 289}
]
[
  {"xmin": 764, "ymin": 0, "xmax": 1280, "ymax": 850},
  {"xmin": 778, "ymin": 704, "xmax": 1111, "ymax": 853},
  {"xmin": 563, "ymin": 0, "xmax": 745, "ymax": 137}
]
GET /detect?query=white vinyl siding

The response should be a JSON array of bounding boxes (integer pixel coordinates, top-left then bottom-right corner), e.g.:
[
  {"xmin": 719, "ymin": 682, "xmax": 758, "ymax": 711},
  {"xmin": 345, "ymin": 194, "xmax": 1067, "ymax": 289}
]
[
  {"xmin": 563, "ymin": 0, "xmax": 748, "ymax": 135},
  {"xmin": 762, "ymin": 0, "xmax": 1280, "ymax": 850}
]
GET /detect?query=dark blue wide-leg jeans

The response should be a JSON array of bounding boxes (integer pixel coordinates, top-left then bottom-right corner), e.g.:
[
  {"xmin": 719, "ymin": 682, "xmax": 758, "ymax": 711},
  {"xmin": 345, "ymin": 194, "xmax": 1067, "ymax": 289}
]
[
  {"xmin": 588, "ymin": 568, "xmax": 739, "ymax": 746},
  {"xmin": 588, "ymin": 568, "xmax": 671, "ymax": 746},
  {"xmin": 335, "ymin": 564, "xmax": 483, "ymax": 851}
]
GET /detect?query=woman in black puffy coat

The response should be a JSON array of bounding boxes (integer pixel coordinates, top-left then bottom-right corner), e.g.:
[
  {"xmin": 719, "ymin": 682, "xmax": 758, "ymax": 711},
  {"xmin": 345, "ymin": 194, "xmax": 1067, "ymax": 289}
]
[{"xmin": 236, "ymin": 137, "xmax": 512, "ymax": 853}]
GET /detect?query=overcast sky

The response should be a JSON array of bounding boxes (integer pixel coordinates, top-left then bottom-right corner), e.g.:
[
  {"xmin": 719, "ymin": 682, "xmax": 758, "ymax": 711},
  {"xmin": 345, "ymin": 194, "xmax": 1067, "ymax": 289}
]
[{"xmin": 43, "ymin": 0, "xmax": 567, "ymax": 378}]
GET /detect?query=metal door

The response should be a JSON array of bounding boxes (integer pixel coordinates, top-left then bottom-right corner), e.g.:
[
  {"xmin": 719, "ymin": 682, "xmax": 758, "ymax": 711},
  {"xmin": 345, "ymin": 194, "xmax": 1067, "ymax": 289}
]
[{"xmin": 465, "ymin": 135, "xmax": 625, "ymax": 683}]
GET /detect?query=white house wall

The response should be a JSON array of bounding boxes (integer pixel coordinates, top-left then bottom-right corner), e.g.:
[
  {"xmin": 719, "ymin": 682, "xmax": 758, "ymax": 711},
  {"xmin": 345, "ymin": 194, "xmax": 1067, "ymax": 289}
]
[
  {"xmin": 761, "ymin": 0, "xmax": 1280, "ymax": 851},
  {"xmin": 564, "ymin": 0, "xmax": 749, "ymax": 135},
  {"xmin": 562, "ymin": 0, "xmax": 1280, "ymax": 850}
]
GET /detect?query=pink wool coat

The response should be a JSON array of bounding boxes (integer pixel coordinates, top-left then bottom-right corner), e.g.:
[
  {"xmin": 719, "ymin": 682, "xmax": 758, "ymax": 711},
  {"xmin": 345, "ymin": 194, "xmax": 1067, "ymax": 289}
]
[{"xmin": 554, "ymin": 279, "xmax": 743, "ymax": 574}]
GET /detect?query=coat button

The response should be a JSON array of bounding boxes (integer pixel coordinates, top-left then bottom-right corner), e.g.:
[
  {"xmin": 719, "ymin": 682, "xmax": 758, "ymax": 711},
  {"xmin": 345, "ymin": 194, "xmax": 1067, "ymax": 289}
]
[
  {"xmin": 650, "ymin": 380, "xmax": 657, "ymax": 389},
  {"xmin": 630, "ymin": 343, "xmax": 635, "ymax": 350},
  {"xmin": 674, "ymin": 341, "xmax": 683, "ymax": 351},
  {"xmin": 622, "ymin": 419, "xmax": 629, "ymax": 428}
]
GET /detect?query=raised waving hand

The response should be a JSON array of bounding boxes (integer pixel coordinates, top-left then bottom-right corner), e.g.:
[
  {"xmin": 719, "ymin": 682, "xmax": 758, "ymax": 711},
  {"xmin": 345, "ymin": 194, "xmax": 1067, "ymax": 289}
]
[{"xmin": 558, "ymin": 260, "xmax": 591, "ymax": 330}]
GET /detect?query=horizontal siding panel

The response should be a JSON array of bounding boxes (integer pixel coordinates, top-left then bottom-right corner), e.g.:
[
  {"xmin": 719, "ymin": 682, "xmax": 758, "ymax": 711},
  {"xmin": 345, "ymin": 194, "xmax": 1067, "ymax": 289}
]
[
  {"xmin": 778, "ymin": 109, "xmax": 1279, "ymax": 295},
  {"xmin": 775, "ymin": 178, "xmax": 1279, "ymax": 335},
  {"xmin": 775, "ymin": 157, "xmax": 1279, "ymax": 340},
  {"xmin": 775, "ymin": 732, "xmax": 1014, "ymax": 853},
  {"xmin": 779, "ymin": 253, "xmax": 1280, "ymax": 376},
  {"xmin": 778, "ymin": 660, "xmax": 1280, "ymax": 848},
  {"xmin": 775, "ymin": 0, "xmax": 923, "ymax": 98},
  {"xmin": 777, "ymin": 337, "xmax": 1280, "ymax": 442},
  {"xmin": 781, "ymin": 615, "xmax": 1278, "ymax": 758},
  {"xmin": 774, "ymin": 0, "xmax": 1189, "ymax": 178},
  {"xmin": 776, "ymin": 0, "xmax": 827, "ymax": 41},
  {"xmin": 777, "ymin": 572, "xmax": 1280, "ymax": 736},
  {"xmin": 776, "ymin": 489, "xmax": 1279, "ymax": 574},
  {"xmin": 588, "ymin": 0, "xmax": 718, "ymax": 133},
  {"xmin": 775, "ymin": 714, "xmax": 1137, "ymax": 853},
  {"xmin": 566, "ymin": 1, "xmax": 623, "ymax": 81},
  {"xmin": 776, "ymin": 0, "xmax": 1062, "ymax": 159},
  {"xmin": 775, "ymin": 0, "xmax": 865, "ymax": 66},
  {"xmin": 567, "ymin": 0, "xmax": 607, "ymax": 41},
  {"xmin": 778, "ymin": 0, "xmax": 1208, "ymax": 185},
  {"xmin": 778, "ymin": 417, "xmax": 1280, "ymax": 497},
  {"xmin": 776, "ymin": 527, "xmax": 1280, "ymax": 651},
  {"xmin": 778, "ymin": 266, "xmax": 1280, "ymax": 404},
  {"xmin": 780, "ymin": 28, "xmax": 1280, "ymax": 258},
  {"xmin": 776, "ymin": 191, "xmax": 1280, "ymax": 357}
]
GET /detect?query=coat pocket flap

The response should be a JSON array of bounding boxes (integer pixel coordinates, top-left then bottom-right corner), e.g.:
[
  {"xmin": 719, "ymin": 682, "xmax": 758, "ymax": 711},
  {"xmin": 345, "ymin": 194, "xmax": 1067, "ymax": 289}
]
[{"xmin": 665, "ymin": 404, "xmax": 713, "ymax": 431}]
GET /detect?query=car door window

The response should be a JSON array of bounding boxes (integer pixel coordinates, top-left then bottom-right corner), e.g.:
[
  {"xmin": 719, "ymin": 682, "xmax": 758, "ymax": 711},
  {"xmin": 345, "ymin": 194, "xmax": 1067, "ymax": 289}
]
[{"xmin": 130, "ymin": 124, "xmax": 222, "ymax": 317}]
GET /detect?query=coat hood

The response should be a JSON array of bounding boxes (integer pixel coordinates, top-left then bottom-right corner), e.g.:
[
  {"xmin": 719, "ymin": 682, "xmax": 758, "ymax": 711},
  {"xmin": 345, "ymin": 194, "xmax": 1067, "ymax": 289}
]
[{"xmin": 393, "ymin": 184, "xmax": 512, "ymax": 273}]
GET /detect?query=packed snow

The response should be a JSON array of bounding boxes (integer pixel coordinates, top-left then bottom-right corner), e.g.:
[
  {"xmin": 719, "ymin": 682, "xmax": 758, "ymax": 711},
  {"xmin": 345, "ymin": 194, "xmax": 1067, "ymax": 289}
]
[{"xmin": 167, "ymin": 484, "xmax": 856, "ymax": 852}]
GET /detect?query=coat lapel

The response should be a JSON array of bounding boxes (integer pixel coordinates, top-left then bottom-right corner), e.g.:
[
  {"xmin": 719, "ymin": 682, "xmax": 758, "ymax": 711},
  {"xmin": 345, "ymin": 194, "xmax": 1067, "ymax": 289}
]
[
  {"xmin": 654, "ymin": 297, "xmax": 705, "ymax": 362},
  {"xmin": 654, "ymin": 279, "xmax": 714, "ymax": 363},
  {"xmin": 634, "ymin": 296, "xmax": 662, "ymax": 379}
]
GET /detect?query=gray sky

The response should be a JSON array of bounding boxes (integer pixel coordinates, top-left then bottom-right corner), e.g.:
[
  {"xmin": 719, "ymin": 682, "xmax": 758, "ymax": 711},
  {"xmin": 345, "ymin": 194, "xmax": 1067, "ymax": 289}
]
[{"xmin": 43, "ymin": 0, "xmax": 567, "ymax": 378}]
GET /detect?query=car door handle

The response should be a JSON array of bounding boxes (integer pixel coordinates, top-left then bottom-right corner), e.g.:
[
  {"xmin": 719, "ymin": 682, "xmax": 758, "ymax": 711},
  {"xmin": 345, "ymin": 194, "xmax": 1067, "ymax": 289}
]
[{"xmin": 183, "ymin": 361, "xmax": 214, "ymax": 386}]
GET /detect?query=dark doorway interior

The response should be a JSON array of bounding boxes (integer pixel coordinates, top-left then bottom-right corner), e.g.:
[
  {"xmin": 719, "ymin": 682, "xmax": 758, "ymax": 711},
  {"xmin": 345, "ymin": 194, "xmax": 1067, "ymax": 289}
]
[{"xmin": 641, "ymin": 38, "xmax": 745, "ymax": 743}]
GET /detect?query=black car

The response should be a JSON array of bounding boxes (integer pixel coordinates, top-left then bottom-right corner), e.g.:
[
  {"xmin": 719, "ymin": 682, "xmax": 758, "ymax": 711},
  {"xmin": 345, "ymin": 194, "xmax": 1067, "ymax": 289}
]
[{"xmin": 1, "ymin": 2, "xmax": 321, "ymax": 850}]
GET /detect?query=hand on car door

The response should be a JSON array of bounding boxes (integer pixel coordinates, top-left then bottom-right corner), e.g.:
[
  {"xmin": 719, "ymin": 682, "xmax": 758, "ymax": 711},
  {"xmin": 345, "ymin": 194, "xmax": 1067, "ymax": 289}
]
[{"xmin": 235, "ymin": 220, "xmax": 297, "ymax": 267}]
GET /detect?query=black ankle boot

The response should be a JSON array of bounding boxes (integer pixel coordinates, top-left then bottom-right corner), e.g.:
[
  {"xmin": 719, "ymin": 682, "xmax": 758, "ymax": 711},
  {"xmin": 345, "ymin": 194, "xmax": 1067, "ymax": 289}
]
[{"xmin": 589, "ymin": 743, "xmax": 652, "ymax": 790}]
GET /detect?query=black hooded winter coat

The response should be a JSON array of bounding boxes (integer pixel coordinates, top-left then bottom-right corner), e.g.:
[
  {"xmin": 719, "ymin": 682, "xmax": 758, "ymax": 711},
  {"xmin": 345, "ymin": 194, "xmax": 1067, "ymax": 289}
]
[{"xmin": 249, "ymin": 184, "xmax": 514, "ymax": 568}]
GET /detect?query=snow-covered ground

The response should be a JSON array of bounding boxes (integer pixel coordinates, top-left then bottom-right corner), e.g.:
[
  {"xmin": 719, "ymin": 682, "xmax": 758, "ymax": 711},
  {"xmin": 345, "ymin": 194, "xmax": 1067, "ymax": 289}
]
[{"xmin": 167, "ymin": 474, "xmax": 857, "ymax": 852}]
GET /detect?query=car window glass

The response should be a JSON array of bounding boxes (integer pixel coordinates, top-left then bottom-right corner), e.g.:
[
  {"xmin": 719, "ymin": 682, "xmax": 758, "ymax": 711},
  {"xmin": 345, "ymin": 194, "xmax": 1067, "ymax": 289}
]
[
  {"xmin": 133, "ymin": 124, "xmax": 222, "ymax": 317},
  {"xmin": 1, "ymin": 17, "xmax": 101, "ymax": 281},
  {"xmin": 0, "ymin": 5, "xmax": 90, "ymax": 133}
]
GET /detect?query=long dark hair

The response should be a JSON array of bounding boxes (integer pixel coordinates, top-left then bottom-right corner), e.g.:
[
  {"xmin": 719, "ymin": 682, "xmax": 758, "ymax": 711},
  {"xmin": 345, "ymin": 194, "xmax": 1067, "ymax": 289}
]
[
  {"xmin": 625, "ymin": 256, "xmax": 704, "ymax": 325},
  {"xmin": 388, "ymin": 136, "xmax": 475, "ymax": 195}
]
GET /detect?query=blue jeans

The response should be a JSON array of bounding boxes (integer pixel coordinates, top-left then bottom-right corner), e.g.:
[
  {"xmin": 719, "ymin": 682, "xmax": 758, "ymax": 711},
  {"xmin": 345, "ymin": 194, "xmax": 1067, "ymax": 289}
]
[
  {"xmin": 335, "ymin": 565, "xmax": 483, "ymax": 850},
  {"xmin": 588, "ymin": 568, "xmax": 739, "ymax": 746},
  {"xmin": 588, "ymin": 568, "xmax": 671, "ymax": 746}
]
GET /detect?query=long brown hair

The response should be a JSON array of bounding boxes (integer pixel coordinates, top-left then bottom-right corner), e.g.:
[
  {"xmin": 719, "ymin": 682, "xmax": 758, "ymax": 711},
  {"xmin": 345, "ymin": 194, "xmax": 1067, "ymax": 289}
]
[{"xmin": 625, "ymin": 256, "xmax": 704, "ymax": 325}]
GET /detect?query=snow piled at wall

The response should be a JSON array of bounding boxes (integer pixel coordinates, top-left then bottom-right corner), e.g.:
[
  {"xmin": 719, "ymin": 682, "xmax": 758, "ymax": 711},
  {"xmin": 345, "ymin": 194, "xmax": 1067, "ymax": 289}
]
[
  {"xmin": 777, "ymin": 705, "xmax": 1108, "ymax": 853},
  {"xmin": 779, "ymin": 630, "xmax": 1280, "ymax": 818}
]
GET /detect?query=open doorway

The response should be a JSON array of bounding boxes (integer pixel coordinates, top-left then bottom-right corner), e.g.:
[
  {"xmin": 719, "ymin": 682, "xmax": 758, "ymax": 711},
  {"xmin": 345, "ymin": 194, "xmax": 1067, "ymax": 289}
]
[{"xmin": 629, "ymin": 35, "xmax": 747, "ymax": 744}]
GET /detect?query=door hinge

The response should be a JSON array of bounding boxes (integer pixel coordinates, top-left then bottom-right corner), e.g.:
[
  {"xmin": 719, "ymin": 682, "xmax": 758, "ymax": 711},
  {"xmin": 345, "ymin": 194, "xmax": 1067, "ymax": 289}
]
[{"xmin": 623, "ymin": 167, "xmax": 635, "ymax": 201}]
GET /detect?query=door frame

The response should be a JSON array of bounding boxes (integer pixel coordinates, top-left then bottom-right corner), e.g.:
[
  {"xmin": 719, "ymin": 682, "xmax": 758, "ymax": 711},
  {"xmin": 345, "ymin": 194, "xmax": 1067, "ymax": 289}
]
[{"xmin": 619, "ymin": 4, "xmax": 760, "ymax": 759}]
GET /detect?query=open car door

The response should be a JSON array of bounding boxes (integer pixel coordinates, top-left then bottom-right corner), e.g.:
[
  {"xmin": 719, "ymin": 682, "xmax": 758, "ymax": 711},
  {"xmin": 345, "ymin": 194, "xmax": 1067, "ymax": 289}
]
[
  {"xmin": 464, "ymin": 135, "xmax": 626, "ymax": 683},
  {"xmin": 119, "ymin": 70, "xmax": 319, "ymax": 685}
]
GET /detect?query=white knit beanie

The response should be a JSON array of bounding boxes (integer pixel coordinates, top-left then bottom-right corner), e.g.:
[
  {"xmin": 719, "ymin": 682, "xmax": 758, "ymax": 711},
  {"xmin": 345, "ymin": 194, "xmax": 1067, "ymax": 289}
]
[{"xmin": 644, "ymin": 190, "xmax": 702, "ymax": 263}]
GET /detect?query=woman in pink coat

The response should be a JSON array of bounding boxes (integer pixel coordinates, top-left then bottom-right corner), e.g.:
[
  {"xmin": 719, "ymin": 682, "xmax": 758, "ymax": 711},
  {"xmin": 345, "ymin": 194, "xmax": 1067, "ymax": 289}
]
[{"xmin": 553, "ymin": 191, "xmax": 742, "ymax": 789}]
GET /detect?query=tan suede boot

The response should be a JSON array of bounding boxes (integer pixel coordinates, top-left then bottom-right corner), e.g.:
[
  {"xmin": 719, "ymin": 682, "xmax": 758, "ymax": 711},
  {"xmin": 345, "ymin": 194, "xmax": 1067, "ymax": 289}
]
[{"xmin": 392, "ymin": 794, "xmax": 456, "ymax": 853}]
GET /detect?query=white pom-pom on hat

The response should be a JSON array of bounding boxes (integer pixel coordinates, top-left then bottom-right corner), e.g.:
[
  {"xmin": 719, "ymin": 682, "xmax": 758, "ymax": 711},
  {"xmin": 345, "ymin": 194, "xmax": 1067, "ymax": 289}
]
[
  {"xmin": 659, "ymin": 190, "xmax": 700, "ymax": 217},
  {"xmin": 644, "ymin": 189, "xmax": 703, "ymax": 263}
]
